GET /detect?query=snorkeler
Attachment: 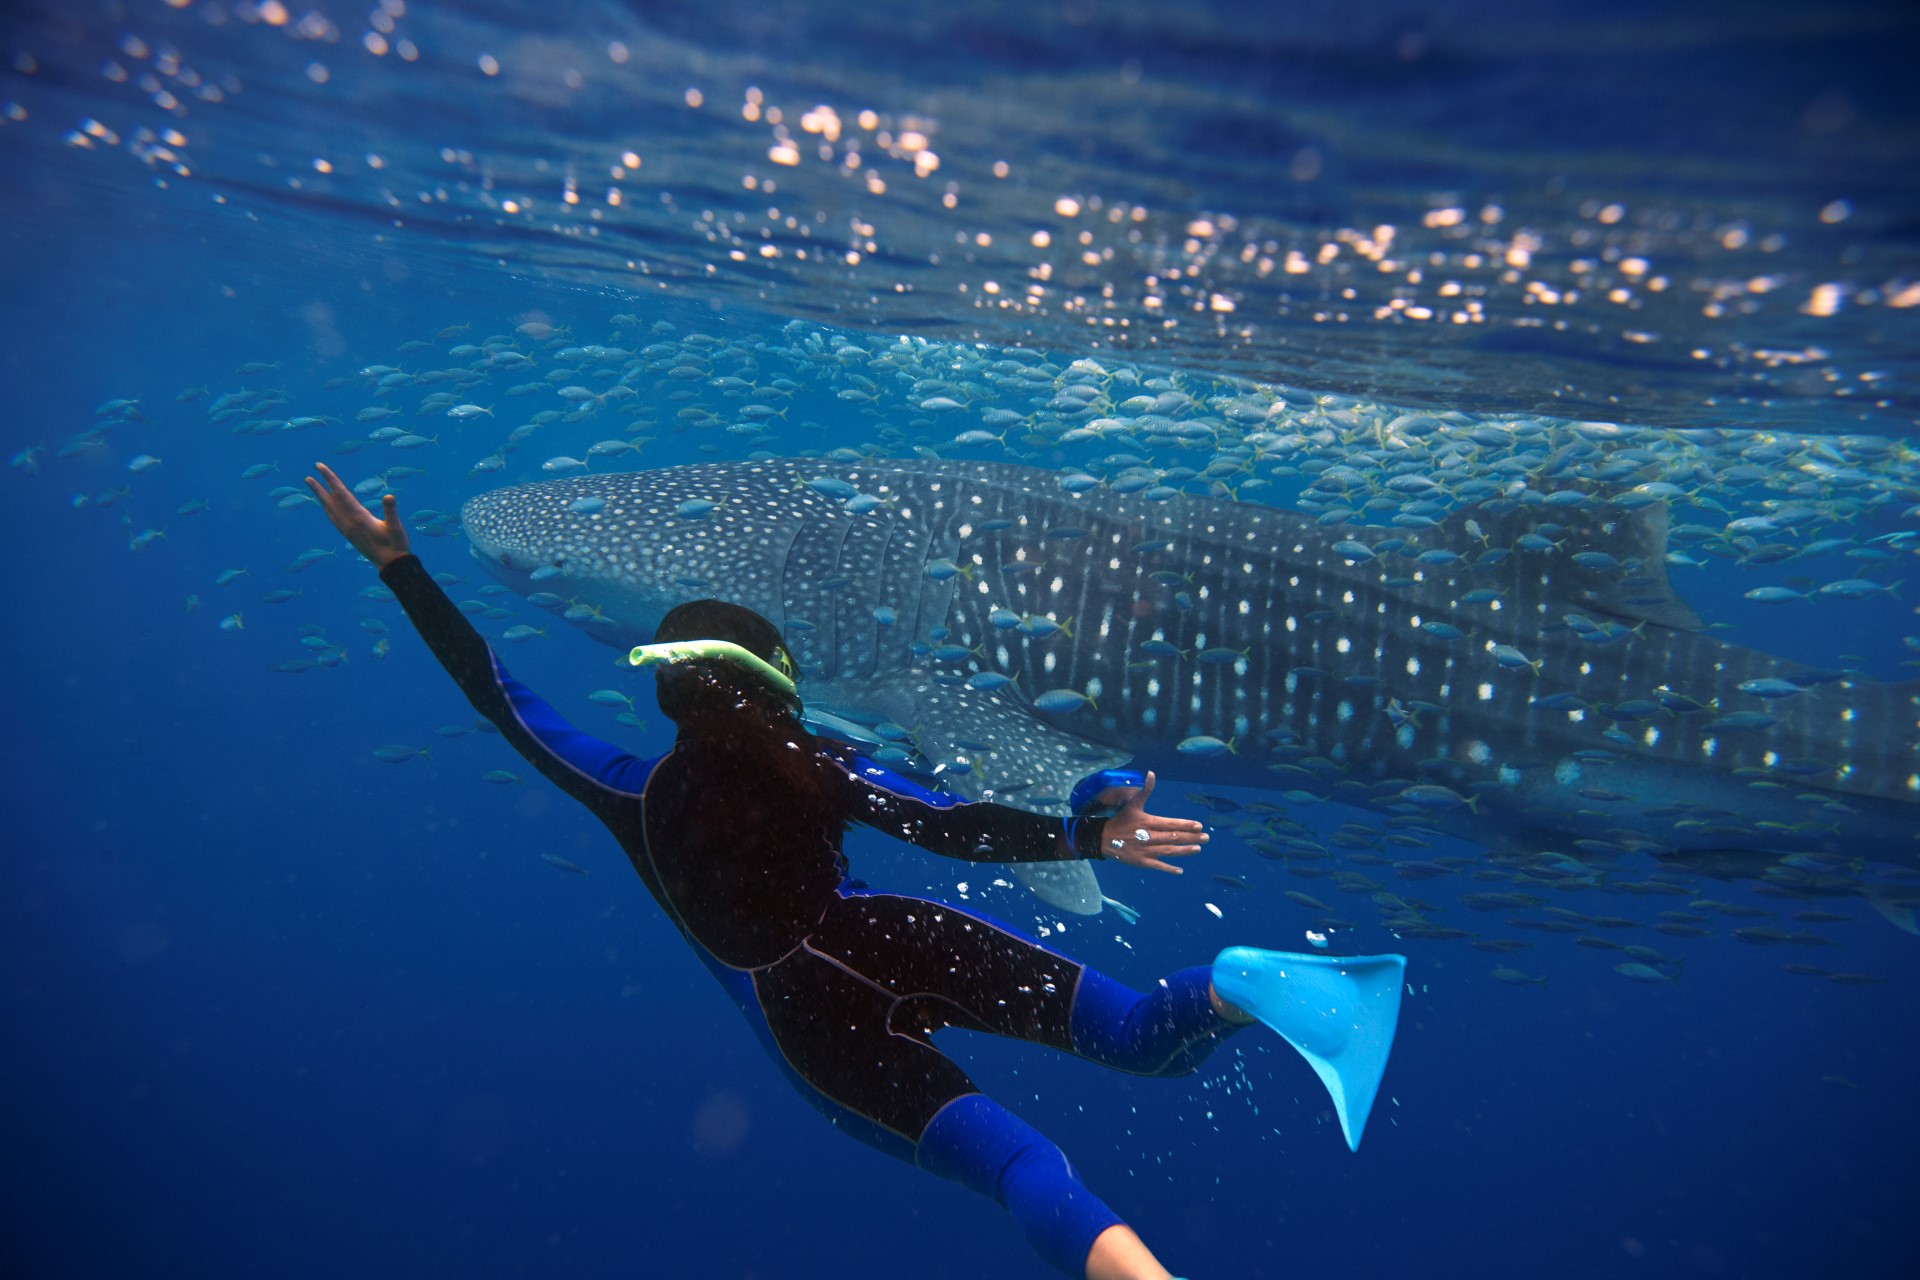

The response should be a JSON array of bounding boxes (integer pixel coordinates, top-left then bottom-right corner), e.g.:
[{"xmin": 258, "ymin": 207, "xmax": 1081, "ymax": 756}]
[{"xmin": 306, "ymin": 463, "xmax": 1405, "ymax": 1280}]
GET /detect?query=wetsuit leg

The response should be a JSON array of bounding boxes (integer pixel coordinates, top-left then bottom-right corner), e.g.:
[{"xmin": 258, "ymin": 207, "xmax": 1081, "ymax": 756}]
[
  {"xmin": 1068, "ymin": 964, "xmax": 1238, "ymax": 1077},
  {"xmin": 749, "ymin": 939, "xmax": 979, "ymax": 1148},
  {"xmin": 746, "ymin": 939, "xmax": 1128, "ymax": 1276},
  {"xmin": 812, "ymin": 889, "xmax": 1239, "ymax": 1076},
  {"xmin": 916, "ymin": 1093, "xmax": 1123, "ymax": 1276},
  {"xmin": 727, "ymin": 891, "xmax": 1239, "ymax": 1276}
]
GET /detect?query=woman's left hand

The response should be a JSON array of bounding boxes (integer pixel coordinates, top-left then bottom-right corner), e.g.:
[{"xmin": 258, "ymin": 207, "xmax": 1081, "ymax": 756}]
[
  {"xmin": 1094, "ymin": 771, "xmax": 1208, "ymax": 874},
  {"xmin": 305, "ymin": 461, "xmax": 411, "ymax": 568}
]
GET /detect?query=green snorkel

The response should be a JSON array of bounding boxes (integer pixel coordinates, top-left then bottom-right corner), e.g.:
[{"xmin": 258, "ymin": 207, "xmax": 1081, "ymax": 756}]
[{"xmin": 627, "ymin": 639, "xmax": 800, "ymax": 704}]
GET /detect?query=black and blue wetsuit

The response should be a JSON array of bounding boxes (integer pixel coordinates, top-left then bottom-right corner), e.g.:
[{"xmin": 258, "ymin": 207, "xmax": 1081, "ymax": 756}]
[{"xmin": 383, "ymin": 554, "xmax": 1239, "ymax": 1275}]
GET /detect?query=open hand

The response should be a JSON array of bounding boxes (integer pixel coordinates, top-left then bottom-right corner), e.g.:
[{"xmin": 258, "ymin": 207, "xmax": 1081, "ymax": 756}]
[
  {"xmin": 305, "ymin": 461, "xmax": 411, "ymax": 568},
  {"xmin": 1095, "ymin": 771, "xmax": 1207, "ymax": 874}
]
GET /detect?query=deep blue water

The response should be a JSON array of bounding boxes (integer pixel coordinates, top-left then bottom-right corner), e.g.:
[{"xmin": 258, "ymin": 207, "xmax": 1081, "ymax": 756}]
[{"xmin": 4, "ymin": 4, "xmax": 1919, "ymax": 1279}]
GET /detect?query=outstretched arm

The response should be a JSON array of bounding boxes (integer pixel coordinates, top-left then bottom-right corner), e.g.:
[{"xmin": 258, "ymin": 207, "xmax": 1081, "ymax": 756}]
[
  {"xmin": 840, "ymin": 752, "xmax": 1203, "ymax": 872},
  {"xmin": 305, "ymin": 463, "xmax": 653, "ymax": 815}
]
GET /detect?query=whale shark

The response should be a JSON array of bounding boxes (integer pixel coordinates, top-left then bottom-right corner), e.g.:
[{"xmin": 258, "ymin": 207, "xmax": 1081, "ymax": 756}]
[{"xmin": 459, "ymin": 458, "xmax": 1920, "ymax": 918}]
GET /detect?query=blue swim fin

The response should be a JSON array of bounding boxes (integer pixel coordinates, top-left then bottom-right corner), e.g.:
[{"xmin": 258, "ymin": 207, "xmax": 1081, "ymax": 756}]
[{"xmin": 1211, "ymin": 947, "xmax": 1407, "ymax": 1152}]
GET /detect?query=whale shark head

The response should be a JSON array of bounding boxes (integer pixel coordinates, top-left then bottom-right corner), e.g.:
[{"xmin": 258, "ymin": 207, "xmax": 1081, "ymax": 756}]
[
  {"xmin": 460, "ymin": 482, "xmax": 567, "ymax": 579},
  {"xmin": 460, "ymin": 465, "xmax": 822, "ymax": 649},
  {"xmin": 460, "ymin": 473, "xmax": 696, "ymax": 647}
]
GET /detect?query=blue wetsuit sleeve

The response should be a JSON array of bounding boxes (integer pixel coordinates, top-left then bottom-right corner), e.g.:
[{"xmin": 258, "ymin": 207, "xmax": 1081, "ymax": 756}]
[
  {"xmin": 379, "ymin": 555, "xmax": 655, "ymax": 816},
  {"xmin": 834, "ymin": 750, "xmax": 1106, "ymax": 863}
]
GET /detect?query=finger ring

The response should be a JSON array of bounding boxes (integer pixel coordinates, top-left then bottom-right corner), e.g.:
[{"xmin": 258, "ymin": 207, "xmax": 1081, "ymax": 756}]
[{"xmin": 1134, "ymin": 828, "xmax": 1150, "ymax": 842}]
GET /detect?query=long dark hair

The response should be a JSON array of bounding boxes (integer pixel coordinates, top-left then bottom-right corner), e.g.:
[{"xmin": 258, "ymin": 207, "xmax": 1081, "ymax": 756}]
[{"xmin": 652, "ymin": 600, "xmax": 845, "ymax": 833}]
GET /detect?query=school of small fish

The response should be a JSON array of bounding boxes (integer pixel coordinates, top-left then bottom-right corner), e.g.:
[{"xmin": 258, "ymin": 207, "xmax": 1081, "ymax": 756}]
[{"xmin": 21, "ymin": 303, "xmax": 1916, "ymax": 986}]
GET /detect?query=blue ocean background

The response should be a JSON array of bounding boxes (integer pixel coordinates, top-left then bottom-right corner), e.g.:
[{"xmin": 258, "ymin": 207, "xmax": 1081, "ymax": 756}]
[{"xmin": 3, "ymin": 3, "xmax": 1918, "ymax": 1278}]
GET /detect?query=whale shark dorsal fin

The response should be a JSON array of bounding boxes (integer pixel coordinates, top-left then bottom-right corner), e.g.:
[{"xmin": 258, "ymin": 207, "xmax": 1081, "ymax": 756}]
[
  {"xmin": 1571, "ymin": 501, "xmax": 1703, "ymax": 632},
  {"xmin": 1449, "ymin": 498, "xmax": 1702, "ymax": 632}
]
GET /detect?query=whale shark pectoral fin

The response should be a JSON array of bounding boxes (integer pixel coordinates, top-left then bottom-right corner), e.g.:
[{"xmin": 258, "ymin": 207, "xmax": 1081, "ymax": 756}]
[
  {"xmin": 797, "ymin": 706, "xmax": 887, "ymax": 749},
  {"xmin": 823, "ymin": 672, "xmax": 1130, "ymax": 810},
  {"xmin": 1866, "ymin": 893, "xmax": 1920, "ymax": 936},
  {"xmin": 808, "ymin": 673, "xmax": 1129, "ymax": 916},
  {"xmin": 903, "ymin": 675, "xmax": 1127, "ymax": 917},
  {"xmin": 1012, "ymin": 860, "xmax": 1107, "ymax": 916},
  {"xmin": 1212, "ymin": 947, "xmax": 1407, "ymax": 1152}
]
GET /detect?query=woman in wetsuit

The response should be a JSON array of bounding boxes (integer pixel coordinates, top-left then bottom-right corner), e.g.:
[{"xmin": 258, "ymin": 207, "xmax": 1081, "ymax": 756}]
[{"xmin": 308, "ymin": 463, "xmax": 1399, "ymax": 1280}]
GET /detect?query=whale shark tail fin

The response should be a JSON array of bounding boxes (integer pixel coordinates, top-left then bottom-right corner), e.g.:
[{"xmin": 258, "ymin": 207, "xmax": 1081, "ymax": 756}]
[{"xmin": 1212, "ymin": 947, "xmax": 1407, "ymax": 1152}]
